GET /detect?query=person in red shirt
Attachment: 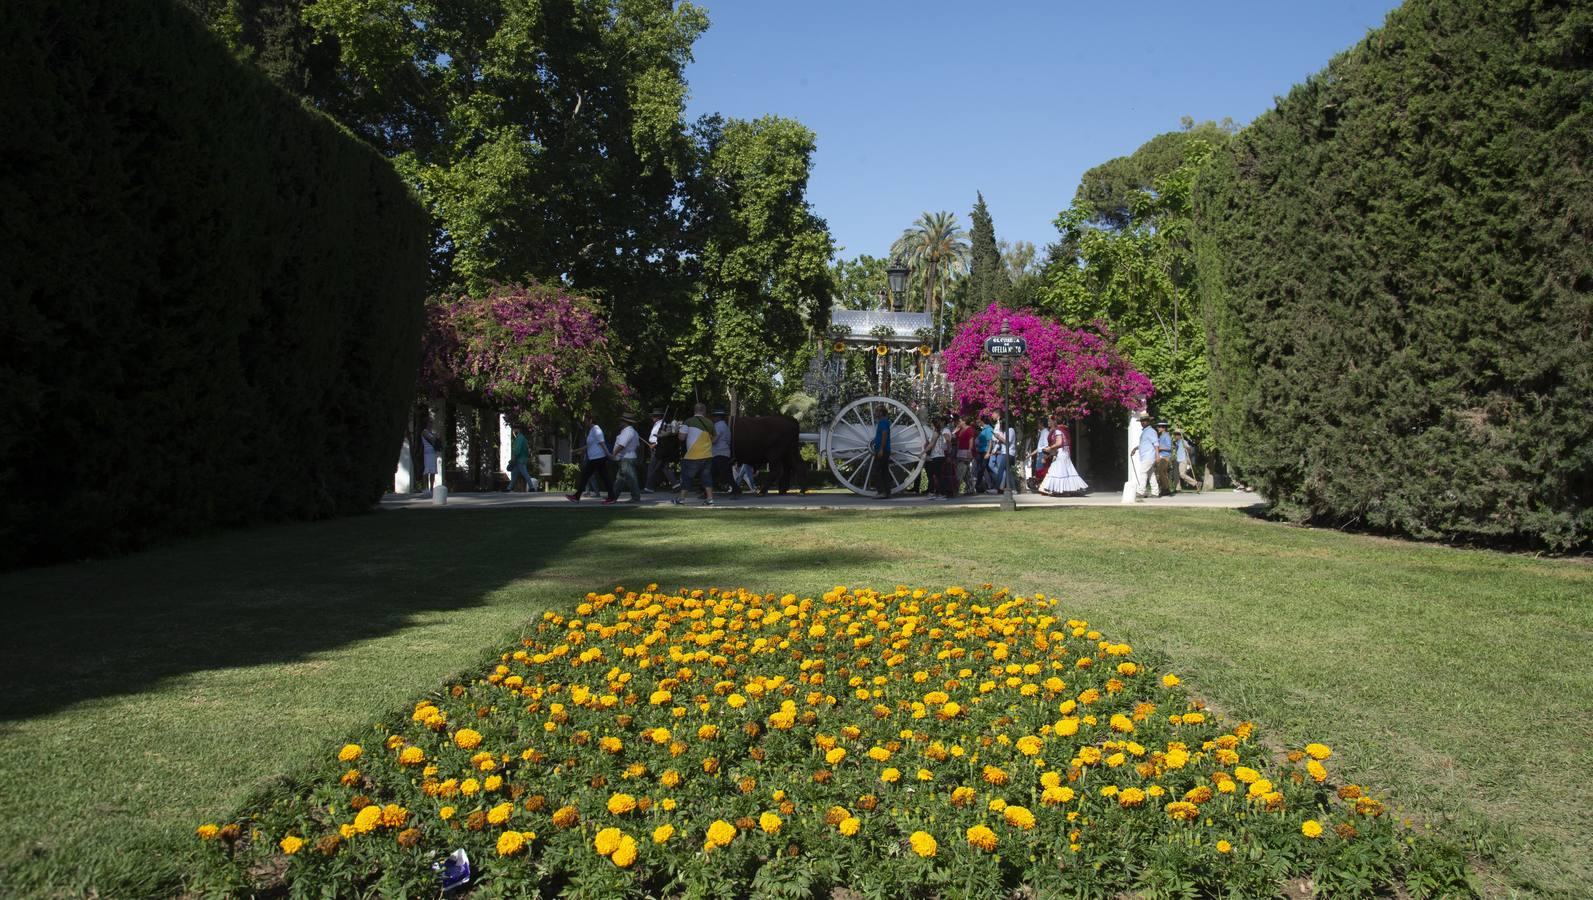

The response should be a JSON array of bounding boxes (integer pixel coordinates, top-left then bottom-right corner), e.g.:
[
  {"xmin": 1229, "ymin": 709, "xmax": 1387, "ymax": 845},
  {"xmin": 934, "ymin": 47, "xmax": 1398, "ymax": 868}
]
[{"xmin": 954, "ymin": 414, "xmax": 976, "ymax": 496}]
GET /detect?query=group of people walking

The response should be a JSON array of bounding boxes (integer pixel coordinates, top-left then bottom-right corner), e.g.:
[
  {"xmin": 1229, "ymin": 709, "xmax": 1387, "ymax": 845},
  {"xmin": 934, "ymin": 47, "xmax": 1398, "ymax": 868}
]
[
  {"xmin": 1131, "ymin": 413, "xmax": 1200, "ymax": 499},
  {"xmin": 871, "ymin": 408, "xmax": 1090, "ymax": 499},
  {"xmin": 568, "ymin": 403, "xmax": 749, "ymax": 507}
]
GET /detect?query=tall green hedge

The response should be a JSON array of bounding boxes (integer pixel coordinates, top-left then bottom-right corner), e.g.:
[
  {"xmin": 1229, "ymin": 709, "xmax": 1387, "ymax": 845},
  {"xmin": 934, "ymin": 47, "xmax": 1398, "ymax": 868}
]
[
  {"xmin": 1194, "ymin": 0, "xmax": 1592, "ymax": 550},
  {"xmin": 0, "ymin": 0, "xmax": 431, "ymax": 567}
]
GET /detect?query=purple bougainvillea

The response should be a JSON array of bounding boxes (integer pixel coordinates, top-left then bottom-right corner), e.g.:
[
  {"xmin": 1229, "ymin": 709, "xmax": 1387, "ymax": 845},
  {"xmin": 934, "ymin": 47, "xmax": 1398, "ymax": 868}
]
[
  {"xmin": 420, "ymin": 281, "xmax": 625, "ymax": 424},
  {"xmin": 944, "ymin": 304, "xmax": 1152, "ymax": 419}
]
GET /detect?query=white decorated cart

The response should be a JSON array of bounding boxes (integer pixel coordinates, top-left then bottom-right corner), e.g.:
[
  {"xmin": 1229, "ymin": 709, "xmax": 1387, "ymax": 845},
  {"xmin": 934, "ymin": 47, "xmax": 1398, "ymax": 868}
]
[{"xmin": 801, "ymin": 309, "xmax": 953, "ymax": 496}]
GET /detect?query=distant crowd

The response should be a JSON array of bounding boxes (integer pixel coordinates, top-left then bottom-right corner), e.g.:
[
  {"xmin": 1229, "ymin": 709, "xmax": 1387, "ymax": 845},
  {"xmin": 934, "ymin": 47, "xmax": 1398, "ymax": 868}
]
[{"xmin": 413, "ymin": 404, "xmax": 1201, "ymax": 503}]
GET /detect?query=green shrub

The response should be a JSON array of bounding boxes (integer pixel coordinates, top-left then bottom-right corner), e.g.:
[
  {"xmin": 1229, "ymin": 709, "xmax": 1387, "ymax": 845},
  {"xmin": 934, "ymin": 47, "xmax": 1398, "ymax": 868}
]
[
  {"xmin": 0, "ymin": 0, "xmax": 430, "ymax": 567},
  {"xmin": 1193, "ymin": 0, "xmax": 1592, "ymax": 550}
]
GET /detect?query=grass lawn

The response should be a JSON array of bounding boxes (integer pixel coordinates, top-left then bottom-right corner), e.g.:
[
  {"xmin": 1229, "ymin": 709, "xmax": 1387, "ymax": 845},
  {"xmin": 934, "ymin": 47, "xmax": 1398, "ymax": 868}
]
[{"xmin": 1, "ymin": 505, "xmax": 1589, "ymax": 897}]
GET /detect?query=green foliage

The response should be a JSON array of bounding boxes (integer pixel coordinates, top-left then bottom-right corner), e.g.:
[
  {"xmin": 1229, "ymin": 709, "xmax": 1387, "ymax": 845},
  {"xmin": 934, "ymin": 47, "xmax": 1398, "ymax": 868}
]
[
  {"xmin": 892, "ymin": 211, "xmax": 970, "ymax": 338},
  {"xmin": 966, "ymin": 192, "xmax": 1008, "ymax": 311},
  {"xmin": 830, "ymin": 253, "xmax": 889, "ymax": 310},
  {"xmin": 1072, "ymin": 118, "xmax": 1237, "ymax": 231},
  {"xmin": 674, "ymin": 116, "xmax": 835, "ymax": 410},
  {"xmin": 1193, "ymin": 0, "xmax": 1593, "ymax": 550},
  {"xmin": 1044, "ymin": 141, "xmax": 1219, "ymax": 451},
  {"xmin": 0, "ymin": 0, "xmax": 430, "ymax": 568}
]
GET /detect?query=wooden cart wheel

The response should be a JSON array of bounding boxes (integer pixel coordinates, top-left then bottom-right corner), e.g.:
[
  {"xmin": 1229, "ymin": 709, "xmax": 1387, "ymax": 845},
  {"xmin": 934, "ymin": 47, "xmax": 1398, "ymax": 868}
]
[{"xmin": 824, "ymin": 396, "xmax": 928, "ymax": 496}]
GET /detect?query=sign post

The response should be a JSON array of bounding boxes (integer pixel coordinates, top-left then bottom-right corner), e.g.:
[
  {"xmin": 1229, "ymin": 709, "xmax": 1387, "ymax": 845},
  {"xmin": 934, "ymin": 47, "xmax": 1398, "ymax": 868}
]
[{"xmin": 983, "ymin": 326, "xmax": 1028, "ymax": 512}]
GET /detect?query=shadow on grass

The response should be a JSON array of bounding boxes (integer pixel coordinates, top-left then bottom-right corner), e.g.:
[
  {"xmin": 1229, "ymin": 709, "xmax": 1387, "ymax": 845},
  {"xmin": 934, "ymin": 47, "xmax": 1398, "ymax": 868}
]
[{"xmin": 0, "ymin": 507, "xmax": 881, "ymax": 724}]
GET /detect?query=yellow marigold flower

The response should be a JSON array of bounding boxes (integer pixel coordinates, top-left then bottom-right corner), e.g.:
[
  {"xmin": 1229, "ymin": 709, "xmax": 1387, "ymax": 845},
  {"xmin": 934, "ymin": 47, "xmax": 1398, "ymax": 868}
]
[
  {"xmin": 484, "ymin": 775, "xmax": 503, "ymax": 792},
  {"xmin": 453, "ymin": 728, "xmax": 483, "ymax": 750},
  {"xmin": 838, "ymin": 816, "xmax": 861, "ymax": 836},
  {"xmin": 1077, "ymin": 746, "xmax": 1102, "ymax": 766},
  {"xmin": 460, "ymin": 778, "xmax": 481, "ymax": 797},
  {"xmin": 196, "ymin": 824, "xmax": 219, "ymax": 841},
  {"xmin": 653, "ymin": 823, "xmax": 675, "ymax": 844},
  {"xmin": 1182, "ymin": 712, "xmax": 1206, "ymax": 724},
  {"xmin": 825, "ymin": 747, "xmax": 847, "ymax": 765},
  {"xmin": 1165, "ymin": 748, "xmax": 1190, "ymax": 770},
  {"xmin": 552, "ymin": 805, "xmax": 579, "ymax": 828},
  {"xmin": 768, "ymin": 709, "xmax": 796, "ymax": 729},
  {"xmin": 398, "ymin": 746, "xmax": 425, "ymax": 766},
  {"xmin": 868, "ymin": 746, "xmax": 892, "ymax": 762},
  {"xmin": 759, "ymin": 812, "xmax": 782, "ymax": 834},
  {"xmin": 497, "ymin": 830, "xmax": 525, "ymax": 856},
  {"xmin": 909, "ymin": 831, "xmax": 938, "ymax": 857},
  {"xmin": 594, "ymin": 827, "xmax": 623, "ymax": 856},
  {"xmin": 1307, "ymin": 759, "xmax": 1328, "ymax": 782},
  {"xmin": 661, "ymin": 798, "xmax": 677, "ymax": 811},
  {"xmin": 338, "ymin": 744, "xmax": 363, "ymax": 762},
  {"xmin": 1247, "ymin": 778, "xmax": 1274, "ymax": 798},
  {"xmin": 1041, "ymin": 785, "xmax": 1075, "ymax": 805},
  {"xmin": 353, "ymin": 805, "xmax": 383, "ymax": 834},
  {"xmin": 704, "ymin": 819, "xmax": 737, "ymax": 849},
  {"xmin": 697, "ymin": 724, "xmax": 719, "ymax": 740},
  {"xmin": 440, "ymin": 806, "xmax": 456, "ymax": 820},
  {"xmin": 727, "ymin": 693, "xmax": 747, "ymax": 709},
  {"xmin": 988, "ymin": 798, "xmax": 1008, "ymax": 812},
  {"xmin": 1002, "ymin": 806, "xmax": 1036, "ymax": 829},
  {"xmin": 1216, "ymin": 839, "xmax": 1232, "ymax": 854},
  {"xmin": 380, "ymin": 804, "xmax": 408, "ymax": 828},
  {"xmin": 966, "ymin": 824, "xmax": 998, "ymax": 852},
  {"xmin": 982, "ymin": 765, "xmax": 1009, "ymax": 786},
  {"xmin": 610, "ymin": 833, "xmax": 638, "ymax": 867},
  {"xmin": 1161, "ymin": 674, "xmax": 1180, "ymax": 687},
  {"xmin": 1233, "ymin": 766, "xmax": 1260, "ymax": 784},
  {"xmin": 339, "ymin": 823, "xmax": 356, "ymax": 839},
  {"xmin": 950, "ymin": 786, "xmax": 976, "ymax": 807},
  {"xmin": 1165, "ymin": 801, "xmax": 1199, "ymax": 822},
  {"xmin": 607, "ymin": 793, "xmax": 637, "ymax": 815},
  {"xmin": 881, "ymin": 767, "xmax": 902, "ymax": 783},
  {"xmin": 1302, "ymin": 819, "xmax": 1324, "ymax": 838},
  {"xmin": 1117, "ymin": 787, "xmax": 1147, "ymax": 808},
  {"xmin": 1055, "ymin": 717, "xmax": 1080, "ymax": 737},
  {"xmin": 1109, "ymin": 713, "xmax": 1135, "ymax": 734},
  {"xmin": 916, "ymin": 768, "xmax": 934, "ymax": 781},
  {"xmin": 1016, "ymin": 735, "xmax": 1043, "ymax": 756},
  {"xmin": 1305, "ymin": 743, "xmax": 1332, "ymax": 760},
  {"xmin": 599, "ymin": 736, "xmax": 622, "ymax": 754},
  {"xmin": 487, "ymin": 803, "xmax": 514, "ymax": 826},
  {"xmin": 938, "ymin": 701, "xmax": 962, "ymax": 719}
]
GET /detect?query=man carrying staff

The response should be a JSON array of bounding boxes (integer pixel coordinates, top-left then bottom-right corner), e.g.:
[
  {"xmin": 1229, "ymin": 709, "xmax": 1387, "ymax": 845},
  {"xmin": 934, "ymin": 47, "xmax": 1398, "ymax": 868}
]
[
  {"xmin": 643, "ymin": 409, "xmax": 672, "ymax": 492},
  {"xmin": 606, "ymin": 412, "xmax": 642, "ymax": 503},
  {"xmin": 673, "ymin": 403, "xmax": 716, "ymax": 507}
]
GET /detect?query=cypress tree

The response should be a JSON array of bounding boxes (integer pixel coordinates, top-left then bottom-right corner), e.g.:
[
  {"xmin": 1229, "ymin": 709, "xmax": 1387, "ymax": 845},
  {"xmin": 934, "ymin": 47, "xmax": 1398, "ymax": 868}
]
[
  {"xmin": 967, "ymin": 192, "xmax": 1006, "ymax": 310},
  {"xmin": 1194, "ymin": 0, "xmax": 1592, "ymax": 550}
]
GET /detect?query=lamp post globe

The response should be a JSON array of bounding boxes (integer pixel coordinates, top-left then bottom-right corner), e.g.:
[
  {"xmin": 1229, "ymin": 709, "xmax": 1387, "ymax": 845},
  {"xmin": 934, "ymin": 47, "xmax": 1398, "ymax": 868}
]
[{"xmin": 887, "ymin": 257, "xmax": 909, "ymax": 308}]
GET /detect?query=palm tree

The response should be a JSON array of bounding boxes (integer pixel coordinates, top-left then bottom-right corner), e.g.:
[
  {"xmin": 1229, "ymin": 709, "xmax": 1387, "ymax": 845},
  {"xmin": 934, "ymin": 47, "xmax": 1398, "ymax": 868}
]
[{"xmin": 891, "ymin": 211, "xmax": 969, "ymax": 342}]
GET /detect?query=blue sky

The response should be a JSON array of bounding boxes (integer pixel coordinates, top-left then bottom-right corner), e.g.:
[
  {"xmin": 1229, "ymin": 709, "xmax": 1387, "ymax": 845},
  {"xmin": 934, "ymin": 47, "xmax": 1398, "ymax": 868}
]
[{"xmin": 683, "ymin": 0, "xmax": 1403, "ymax": 261}]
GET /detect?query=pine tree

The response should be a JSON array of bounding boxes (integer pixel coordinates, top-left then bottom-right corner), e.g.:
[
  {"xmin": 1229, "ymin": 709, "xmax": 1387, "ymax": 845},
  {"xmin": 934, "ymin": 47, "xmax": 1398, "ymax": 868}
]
[{"xmin": 966, "ymin": 192, "xmax": 1006, "ymax": 311}]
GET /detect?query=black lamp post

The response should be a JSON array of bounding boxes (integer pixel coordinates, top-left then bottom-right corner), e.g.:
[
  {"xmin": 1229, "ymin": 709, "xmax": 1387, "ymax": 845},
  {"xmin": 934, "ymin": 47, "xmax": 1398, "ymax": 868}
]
[{"xmin": 886, "ymin": 257, "xmax": 908, "ymax": 313}]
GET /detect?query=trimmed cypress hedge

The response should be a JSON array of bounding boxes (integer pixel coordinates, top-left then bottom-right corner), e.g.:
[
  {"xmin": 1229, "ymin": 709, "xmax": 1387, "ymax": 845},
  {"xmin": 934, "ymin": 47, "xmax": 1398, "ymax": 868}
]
[
  {"xmin": 1194, "ymin": 0, "xmax": 1592, "ymax": 550},
  {"xmin": 0, "ymin": 0, "xmax": 431, "ymax": 567}
]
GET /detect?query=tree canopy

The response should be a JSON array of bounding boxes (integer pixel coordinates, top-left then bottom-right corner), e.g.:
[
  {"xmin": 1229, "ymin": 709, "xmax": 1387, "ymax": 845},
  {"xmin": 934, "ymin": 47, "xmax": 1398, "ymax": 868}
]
[{"xmin": 1193, "ymin": 0, "xmax": 1591, "ymax": 550}]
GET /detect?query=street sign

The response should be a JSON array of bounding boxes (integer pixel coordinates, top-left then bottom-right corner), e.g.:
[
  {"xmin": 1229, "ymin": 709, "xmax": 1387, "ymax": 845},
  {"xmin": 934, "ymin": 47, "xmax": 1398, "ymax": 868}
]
[{"xmin": 984, "ymin": 335, "xmax": 1028, "ymax": 358}]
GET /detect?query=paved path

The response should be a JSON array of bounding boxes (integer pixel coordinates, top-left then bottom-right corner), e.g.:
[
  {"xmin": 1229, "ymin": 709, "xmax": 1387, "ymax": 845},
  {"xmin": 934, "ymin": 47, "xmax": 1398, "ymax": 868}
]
[{"xmin": 380, "ymin": 488, "xmax": 1264, "ymax": 512}]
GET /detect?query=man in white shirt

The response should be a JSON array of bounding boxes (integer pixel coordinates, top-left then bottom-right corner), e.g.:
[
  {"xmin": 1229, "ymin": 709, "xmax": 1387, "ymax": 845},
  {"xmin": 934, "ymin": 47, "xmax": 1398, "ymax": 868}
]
[
  {"xmin": 643, "ymin": 409, "xmax": 673, "ymax": 492},
  {"xmin": 606, "ymin": 412, "xmax": 642, "ymax": 502},
  {"xmin": 566, "ymin": 410, "xmax": 615, "ymax": 503}
]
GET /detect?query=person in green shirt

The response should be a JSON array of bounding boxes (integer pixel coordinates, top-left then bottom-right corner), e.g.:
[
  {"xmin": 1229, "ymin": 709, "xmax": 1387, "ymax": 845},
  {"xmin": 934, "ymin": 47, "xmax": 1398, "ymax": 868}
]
[{"xmin": 507, "ymin": 427, "xmax": 533, "ymax": 492}]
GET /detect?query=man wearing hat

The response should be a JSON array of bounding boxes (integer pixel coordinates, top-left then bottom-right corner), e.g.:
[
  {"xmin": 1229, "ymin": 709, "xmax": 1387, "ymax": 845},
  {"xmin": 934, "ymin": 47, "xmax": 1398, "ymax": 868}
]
[
  {"xmin": 1133, "ymin": 413, "xmax": 1159, "ymax": 499},
  {"xmin": 711, "ymin": 408, "xmax": 739, "ymax": 497},
  {"xmin": 643, "ymin": 409, "xmax": 673, "ymax": 492},
  {"xmin": 1154, "ymin": 421, "xmax": 1174, "ymax": 497},
  {"xmin": 605, "ymin": 411, "xmax": 643, "ymax": 503}
]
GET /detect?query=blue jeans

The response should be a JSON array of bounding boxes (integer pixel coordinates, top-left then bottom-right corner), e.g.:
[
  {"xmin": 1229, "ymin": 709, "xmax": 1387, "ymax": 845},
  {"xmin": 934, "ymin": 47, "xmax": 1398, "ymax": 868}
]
[
  {"xmin": 608, "ymin": 459, "xmax": 640, "ymax": 501},
  {"xmin": 679, "ymin": 458, "xmax": 713, "ymax": 495},
  {"xmin": 988, "ymin": 453, "xmax": 1011, "ymax": 491},
  {"xmin": 508, "ymin": 460, "xmax": 532, "ymax": 491}
]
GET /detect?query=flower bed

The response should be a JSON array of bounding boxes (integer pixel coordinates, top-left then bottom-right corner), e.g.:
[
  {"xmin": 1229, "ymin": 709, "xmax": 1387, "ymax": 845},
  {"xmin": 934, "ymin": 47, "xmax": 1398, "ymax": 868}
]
[{"xmin": 197, "ymin": 586, "xmax": 1466, "ymax": 897}]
